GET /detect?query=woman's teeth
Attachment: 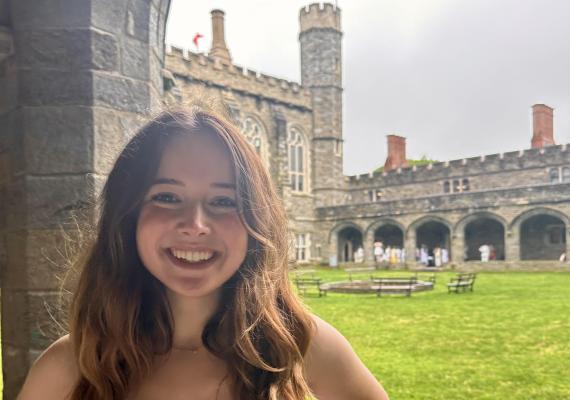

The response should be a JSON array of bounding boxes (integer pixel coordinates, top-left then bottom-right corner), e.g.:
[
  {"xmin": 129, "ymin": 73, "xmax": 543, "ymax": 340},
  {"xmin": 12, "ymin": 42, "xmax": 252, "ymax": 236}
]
[{"xmin": 171, "ymin": 249, "xmax": 214, "ymax": 262}]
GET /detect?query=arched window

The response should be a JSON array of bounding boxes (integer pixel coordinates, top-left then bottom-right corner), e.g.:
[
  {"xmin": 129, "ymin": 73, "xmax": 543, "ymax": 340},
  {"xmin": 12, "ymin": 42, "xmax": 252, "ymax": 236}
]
[
  {"xmin": 443, "ymin": 181, "xmax": 451, "ymax": 193},
  {"xmin": 241, "ymin": 116, "xmax": 268, "ymax": 166},
  {"xmin": 288, "ymin": 127, "xmax": 308, "ymax": 192},
  {"xmin": 549, "ymin": 167, "xmax": 560, "ymax": 183},
  {"xmin": 462, "ymin": 178, "xmax": 470, "ymax": 191}
]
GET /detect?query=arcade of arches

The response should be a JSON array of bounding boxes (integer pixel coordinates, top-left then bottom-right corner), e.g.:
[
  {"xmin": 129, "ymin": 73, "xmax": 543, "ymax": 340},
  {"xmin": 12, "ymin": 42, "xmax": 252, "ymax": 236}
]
[{"xmin": 331, "ymin": 209, "xmax": 569, "ymax": 264}]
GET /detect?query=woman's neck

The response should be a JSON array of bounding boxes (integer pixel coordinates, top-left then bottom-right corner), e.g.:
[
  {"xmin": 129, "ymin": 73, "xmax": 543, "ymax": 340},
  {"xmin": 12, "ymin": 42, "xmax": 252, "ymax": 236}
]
[{"xmin": 167, "ymin": 288, "xmax": 222, "ymax": 349}]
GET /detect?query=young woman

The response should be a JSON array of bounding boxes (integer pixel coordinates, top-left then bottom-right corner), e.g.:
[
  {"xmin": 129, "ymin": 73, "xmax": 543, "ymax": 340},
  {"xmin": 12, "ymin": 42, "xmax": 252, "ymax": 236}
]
[{"xmin": 17, "ymin": 106, "xmax": 389, "ymax": 400}]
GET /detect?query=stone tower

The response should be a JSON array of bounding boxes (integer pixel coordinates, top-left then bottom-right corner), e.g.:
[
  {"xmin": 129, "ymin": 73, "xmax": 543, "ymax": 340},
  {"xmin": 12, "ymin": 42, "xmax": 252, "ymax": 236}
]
[{"xmin": 299, "ymin": 3, "xmax": 344, "ymax": 207}]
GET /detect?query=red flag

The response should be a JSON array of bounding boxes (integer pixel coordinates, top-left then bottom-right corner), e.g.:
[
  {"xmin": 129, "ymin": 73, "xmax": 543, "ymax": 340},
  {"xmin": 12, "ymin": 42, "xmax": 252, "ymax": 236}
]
[{"xmin": 192, "ymin": 33, "xmax": 203, "ymax": 50}]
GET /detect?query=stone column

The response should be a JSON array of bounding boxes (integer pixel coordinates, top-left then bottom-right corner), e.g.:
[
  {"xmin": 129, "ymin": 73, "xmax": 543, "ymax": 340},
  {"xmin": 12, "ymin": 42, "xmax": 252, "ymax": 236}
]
[
  {"xmin": 505, "ymin": 228, "xmax": 520, "ymax": 261},
  {"xmin": 365, "ymin": 228, "xmax": 375, "ymax": 265},
  {"xmin": 451, "ymin": 232, "xmax": 465, "ymax": 264},
  {"xmin": 0, "ymin": 0, "xmax": 171, "ymax": 398},
  {"xmin": 405, "ymin": 229, "xmax": 416, "ymax": 263}
]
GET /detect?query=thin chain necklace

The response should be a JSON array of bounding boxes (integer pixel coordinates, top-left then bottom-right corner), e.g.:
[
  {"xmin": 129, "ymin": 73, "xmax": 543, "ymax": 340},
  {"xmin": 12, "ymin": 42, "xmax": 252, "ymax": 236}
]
[{"xmin": 170, "ymin": 346, "xmax": 230, "ymax": 399}]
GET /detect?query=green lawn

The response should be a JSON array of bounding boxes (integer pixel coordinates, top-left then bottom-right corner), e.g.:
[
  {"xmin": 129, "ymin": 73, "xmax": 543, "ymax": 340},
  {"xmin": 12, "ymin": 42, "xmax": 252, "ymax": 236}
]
[{"xmin": 295, "ymin": 269, "xmax": 570, "ymax": 400}]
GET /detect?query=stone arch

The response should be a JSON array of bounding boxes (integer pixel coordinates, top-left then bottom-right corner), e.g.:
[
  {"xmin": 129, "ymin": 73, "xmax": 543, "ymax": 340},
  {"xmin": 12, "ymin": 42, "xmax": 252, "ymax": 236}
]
[
  {"xmin": 329, "ymin": 222, "xmax": 364, "ymax": 263},
  {"xmin": 455, "ymin": 212, "xmax": 507, "ymax": 261},
  {"xmin": 366, "ymin": 218, "xmax": 405, "ymax": 248},
  {"xmin": 408, "ymin": 216, "xmax": 453, "ymax": 263},
  {"xmin": 511, "ymin": 208, "xmax": 569, "ymax": 260}
]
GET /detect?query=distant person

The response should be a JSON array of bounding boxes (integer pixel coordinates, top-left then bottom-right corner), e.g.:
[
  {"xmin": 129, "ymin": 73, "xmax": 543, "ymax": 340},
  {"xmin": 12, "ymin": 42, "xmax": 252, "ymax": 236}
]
[
  {"xmin": 441, "ymin": 248, "xmax": 449, "ymax": 264},
  {"xmin": 374, "ymin": 241, "xmax": 384, "ymax": 265},
  {"xmin": 434, "ymin": 246, "xmax": 442, "ymax": 267},
  {"xmin": 354, "ymin": 246, "xmax": 365, "ymax": 263},
  {"xmin": 489, "ymin": 244, "xmax": 496, "ymax": 260},
  {"xmin": 420, "ymin": 245, "xmax": 429, "ymax": 266},
  {"xmin": 479, "ymin": 243, "xmax": 490, "ymax": 262}
]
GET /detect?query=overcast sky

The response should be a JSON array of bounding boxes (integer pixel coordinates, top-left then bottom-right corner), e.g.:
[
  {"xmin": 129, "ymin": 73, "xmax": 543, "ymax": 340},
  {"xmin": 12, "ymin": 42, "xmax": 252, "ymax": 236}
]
[{"xmin": 166, "ymin": 0, "xmax": 570, "ymax": 176}]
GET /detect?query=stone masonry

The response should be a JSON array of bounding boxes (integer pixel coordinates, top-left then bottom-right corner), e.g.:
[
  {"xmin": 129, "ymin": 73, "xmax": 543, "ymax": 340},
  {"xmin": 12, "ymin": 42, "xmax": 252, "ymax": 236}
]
[
  {"xmin": 162, "ymin": 3, "xmax": 570, "ymax": 269},
  {"xmin": 0, "ymin": 0, "xmax": 171, "ymax": 397}
]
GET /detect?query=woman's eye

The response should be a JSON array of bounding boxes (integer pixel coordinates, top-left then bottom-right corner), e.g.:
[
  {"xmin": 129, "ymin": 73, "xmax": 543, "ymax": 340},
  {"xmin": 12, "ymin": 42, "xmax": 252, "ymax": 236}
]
[
  {"xmin": 211, "ymin": 197, "xmax": 237, "ymax": 208},
  {"xmin": 150, "ymin": 192, "xmax": 181, "ymax": 204}
]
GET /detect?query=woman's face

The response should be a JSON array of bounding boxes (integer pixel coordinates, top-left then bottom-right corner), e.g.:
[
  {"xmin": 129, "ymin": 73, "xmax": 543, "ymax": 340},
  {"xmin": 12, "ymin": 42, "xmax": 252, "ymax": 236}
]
[{"xmin": 136, "ymin": 131, "xmax": 248, "ymax": 298}]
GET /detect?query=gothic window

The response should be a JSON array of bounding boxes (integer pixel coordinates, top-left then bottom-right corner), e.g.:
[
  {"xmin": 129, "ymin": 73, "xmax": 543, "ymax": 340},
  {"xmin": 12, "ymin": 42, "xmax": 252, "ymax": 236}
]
[
  {"xmin": 288, "ymin": 127, "xmax": 308, "ymax": 192},
  {"xmin": 295, "ymin": 233, "xmax": 310, "ymax": 262},
  {"xmin": 562, "ymin": 167, "xmax": 570, "ymax": 183},
  {"xmin": 241, "ymin": 116, "xmax": 268, "ymax": 166},
  {"xmin": 443, "ymin": 181, "xmax": 451, "ymax": 193},
  {"xmin": 549, "ymin": 167, "xmax": 560, "ymax": 183}
]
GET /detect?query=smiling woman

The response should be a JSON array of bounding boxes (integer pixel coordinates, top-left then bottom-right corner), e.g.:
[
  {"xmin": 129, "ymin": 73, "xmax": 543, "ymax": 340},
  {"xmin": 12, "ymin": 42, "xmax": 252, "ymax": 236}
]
[{"xmin": 16, "ymin": 105, "xmax": 388, "ymax": 400}]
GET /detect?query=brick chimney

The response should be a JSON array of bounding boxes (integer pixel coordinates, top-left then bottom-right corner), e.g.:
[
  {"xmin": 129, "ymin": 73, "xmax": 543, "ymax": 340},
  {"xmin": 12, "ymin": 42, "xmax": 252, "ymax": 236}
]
[
  {"xmin": 531, "ymin": 104, "xmax": 554, "ymax": 148},
  {"xmin": 209, "ymin": 9, "xmax": 232, "ymax": 64},
  {"xmin": 384, "ymin": 135, "xmax": 408, "ymax": 172}
]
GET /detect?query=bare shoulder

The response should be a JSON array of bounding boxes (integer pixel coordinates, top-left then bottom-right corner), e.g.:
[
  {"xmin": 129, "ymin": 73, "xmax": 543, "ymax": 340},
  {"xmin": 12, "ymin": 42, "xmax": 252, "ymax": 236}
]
[
  {"xmin": 305, "ymin": 314, "xmax": 389, "ymax": 400},
  {"xmin": 17, "ymin": 334, "xmax": 79, "ymax": 400}
]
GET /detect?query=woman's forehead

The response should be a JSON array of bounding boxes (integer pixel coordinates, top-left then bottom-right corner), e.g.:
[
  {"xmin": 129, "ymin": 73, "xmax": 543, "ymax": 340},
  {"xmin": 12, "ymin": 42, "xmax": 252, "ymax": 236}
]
[{"xmin": 157, "ymin": 133, "xmax": 235, "ymax": 182}]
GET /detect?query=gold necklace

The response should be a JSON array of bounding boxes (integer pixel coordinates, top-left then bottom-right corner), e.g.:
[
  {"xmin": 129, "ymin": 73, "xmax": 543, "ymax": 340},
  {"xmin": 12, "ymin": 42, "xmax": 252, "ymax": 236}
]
[{"xmin": 171, "ymin": 345, "xmax": 203, "ymax": 354}]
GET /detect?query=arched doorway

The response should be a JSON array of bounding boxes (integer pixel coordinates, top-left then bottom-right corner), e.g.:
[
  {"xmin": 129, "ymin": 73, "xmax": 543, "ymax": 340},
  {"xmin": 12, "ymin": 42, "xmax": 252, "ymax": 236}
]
[
  {"xmin": 416, "ymin": 220, "xmax": 451, "ymax": 264},
  {"xmin": 374, "ymin": 224, "xmax": 404, "ymax": 247},
  {"xmin": 464, "ymin": 218, "xmax": 505, "ymax": 261},
  {"xmin": 338, "ymin": 227, "xmax": 363, "ymax": 263},
  {"xmin": 520, "ymin": 214, "xmax": 567, "ymax": 260}
]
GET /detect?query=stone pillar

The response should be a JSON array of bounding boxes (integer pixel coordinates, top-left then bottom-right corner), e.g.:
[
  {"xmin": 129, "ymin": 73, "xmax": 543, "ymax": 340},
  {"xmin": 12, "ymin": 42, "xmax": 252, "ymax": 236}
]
[
  {"xmin": 405, "ymin": 229, "xmax": 416, "ymax": 263},
  {"xmin": 0, "ymin": 0, "xmax": 171, "ymax": 398},
  {"xmin": 451, "ymin": 232, "xmax": 465, "ymax": 264},
  {"xmin": 505, "ymin": 228, "xmax": 520, "ymax": 261},
  {"xmin": 365, "ymin": 228, "xmax": 375, "ymax": 265},
  {"xmin": 329, "ymin": 230, "xmax": 339, "ymax": 267}
]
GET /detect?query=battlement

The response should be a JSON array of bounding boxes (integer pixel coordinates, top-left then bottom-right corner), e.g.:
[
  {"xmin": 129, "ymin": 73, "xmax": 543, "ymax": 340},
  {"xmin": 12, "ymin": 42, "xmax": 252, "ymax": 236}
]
[
  {"xmin": 347, "ymin": 143, "xmax": 570, "ymax": 187},
  {"xmin": 165, "ymin": 45, "xmax": 312, "ymax": 109},
  {"xmin": 299, "ymin": 3, "xmax": 341, "ymax": 33}
]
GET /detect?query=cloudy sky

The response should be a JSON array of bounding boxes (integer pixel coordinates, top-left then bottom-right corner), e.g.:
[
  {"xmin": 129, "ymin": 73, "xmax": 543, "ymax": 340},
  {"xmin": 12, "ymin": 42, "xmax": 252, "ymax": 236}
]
[{"xmin": 166, "ymin": 0, "xmax": 570, "ymax": 176}]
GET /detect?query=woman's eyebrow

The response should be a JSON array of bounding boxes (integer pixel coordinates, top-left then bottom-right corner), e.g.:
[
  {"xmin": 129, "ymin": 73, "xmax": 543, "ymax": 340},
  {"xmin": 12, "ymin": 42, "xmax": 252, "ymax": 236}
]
[
  {"xmin": 152, "ymin": 178, "xmax": 184, "ymax": 186},
  {"xmin": 211, "ymin": 182, "xmax": 236, "ymax": 190},
  {"xmin": 152, "ymin": 178, "xmax": 235, "ymax": 190}
]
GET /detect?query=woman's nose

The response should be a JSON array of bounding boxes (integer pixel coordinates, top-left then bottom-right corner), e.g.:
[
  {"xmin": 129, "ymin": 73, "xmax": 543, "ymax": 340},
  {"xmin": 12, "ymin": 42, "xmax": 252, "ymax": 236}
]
[{"xmin": 177, "ymin": 203, "xmax": 211, "ymax": 237}]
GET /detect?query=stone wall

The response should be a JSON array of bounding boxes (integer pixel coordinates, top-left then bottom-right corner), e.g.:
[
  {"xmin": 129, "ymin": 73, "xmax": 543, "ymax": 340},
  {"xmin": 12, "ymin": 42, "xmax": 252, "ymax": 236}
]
[{"xmin": 0, "ymin": 0, "xmax": 171, "ymax": 397}]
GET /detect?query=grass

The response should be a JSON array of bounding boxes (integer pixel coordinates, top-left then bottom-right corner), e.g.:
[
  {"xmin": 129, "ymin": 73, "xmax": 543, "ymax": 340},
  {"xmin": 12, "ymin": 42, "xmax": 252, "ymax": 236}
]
[
  {"xmin": 294, "ymin": 269, "xmax": 570, "ymax": 400},
  {"xmin": 1, "ymin": 271, "xmax": 568, "ymax": 399}
]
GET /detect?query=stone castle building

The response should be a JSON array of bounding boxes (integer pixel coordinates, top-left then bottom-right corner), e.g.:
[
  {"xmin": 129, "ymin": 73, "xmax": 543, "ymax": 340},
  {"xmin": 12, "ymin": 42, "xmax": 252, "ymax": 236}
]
[
  {"xmin": 0, "ymin": 1, "xmax": 568, "ymax": 396},
  {"xmin": 163, "ymin": 4, "xmax": 570, "ymax": 267}
]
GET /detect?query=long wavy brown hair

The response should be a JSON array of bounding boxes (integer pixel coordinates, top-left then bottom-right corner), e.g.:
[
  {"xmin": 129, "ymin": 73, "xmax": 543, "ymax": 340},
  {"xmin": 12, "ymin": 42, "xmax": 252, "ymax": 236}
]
[{"xmin": 68, "ymin": 105, "xmax": 316, "ymax": 399}]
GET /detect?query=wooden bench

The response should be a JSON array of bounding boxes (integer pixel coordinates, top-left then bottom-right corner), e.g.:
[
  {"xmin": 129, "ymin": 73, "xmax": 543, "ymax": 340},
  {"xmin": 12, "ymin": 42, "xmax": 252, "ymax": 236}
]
[
  {"xmin": 447, "ymin": 273, "xmax": 477, "ymax": 293},
  {"xmin": 370, "ymin": 276, "xmax": 417, "ymax": 297},
  {"xmin": 346, "ymin": 267, "xmax": 376, "ymax": 281},
  {"xmin": 294, "ymin": 277, "xmax": 326, "ymax": 297}
]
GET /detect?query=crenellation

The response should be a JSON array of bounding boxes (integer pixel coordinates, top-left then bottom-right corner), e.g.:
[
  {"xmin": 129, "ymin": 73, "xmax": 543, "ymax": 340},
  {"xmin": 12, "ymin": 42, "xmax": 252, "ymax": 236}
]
[
  {"xmin": 166, "ymin": 48, "xmax": 312, "ymax": 109},
  {"xmin": 346, "ymin": 144, "xmax": 570, "ymax": 189},
  {"xmin": 299, "ymin": 2, "xmax": 341, "ymax": 33}
]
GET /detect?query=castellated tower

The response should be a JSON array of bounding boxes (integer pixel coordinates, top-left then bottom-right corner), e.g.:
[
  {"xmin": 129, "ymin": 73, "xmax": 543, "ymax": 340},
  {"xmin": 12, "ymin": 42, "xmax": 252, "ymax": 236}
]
[{"xmin": 299, "ymin": 3, "xmax": 344, "ymax": 207}]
